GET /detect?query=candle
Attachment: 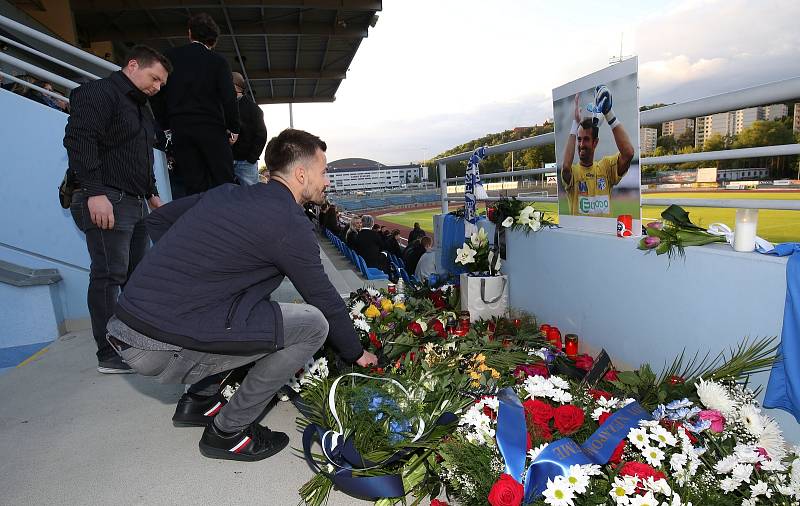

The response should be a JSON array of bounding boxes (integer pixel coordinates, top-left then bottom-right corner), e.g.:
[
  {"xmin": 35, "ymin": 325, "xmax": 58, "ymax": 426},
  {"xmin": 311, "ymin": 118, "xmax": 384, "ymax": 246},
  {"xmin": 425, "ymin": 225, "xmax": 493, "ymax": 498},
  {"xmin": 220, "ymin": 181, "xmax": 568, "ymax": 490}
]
[
  {"xmin": 387, "ymin": 283, "xmax": 396, "ymax": 295},
  {"xmin": 546, "ymin": 327, "xmax": 562, "ymax": 351},
  {"xmin": 565, "ymin": 334, "xmax": 578, "ymax": 357},
  {"xmin": 733, "ymin": 208, "xmax": 758, "ymax": 252}
]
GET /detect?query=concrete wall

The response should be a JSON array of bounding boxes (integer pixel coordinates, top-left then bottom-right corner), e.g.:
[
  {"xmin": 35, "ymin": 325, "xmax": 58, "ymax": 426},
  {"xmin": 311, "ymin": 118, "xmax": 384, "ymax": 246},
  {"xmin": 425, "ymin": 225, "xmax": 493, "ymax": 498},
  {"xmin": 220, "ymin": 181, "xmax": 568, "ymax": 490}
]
[
  {"xmin": 502, "ymin": 226, "xmax": 797, "ymax": 441},
  {"xmin": 0, "ymin": 88, "xmax": 171, "ymax": 324}
]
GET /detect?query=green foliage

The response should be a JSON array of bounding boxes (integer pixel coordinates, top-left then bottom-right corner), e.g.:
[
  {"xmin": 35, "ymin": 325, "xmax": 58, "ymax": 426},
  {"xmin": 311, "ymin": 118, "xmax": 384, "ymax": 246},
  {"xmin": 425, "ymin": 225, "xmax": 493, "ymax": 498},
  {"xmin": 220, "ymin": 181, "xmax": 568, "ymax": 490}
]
[{"xmin": 733, "ymin": 119, "xmax": 796, "ymax": 149}]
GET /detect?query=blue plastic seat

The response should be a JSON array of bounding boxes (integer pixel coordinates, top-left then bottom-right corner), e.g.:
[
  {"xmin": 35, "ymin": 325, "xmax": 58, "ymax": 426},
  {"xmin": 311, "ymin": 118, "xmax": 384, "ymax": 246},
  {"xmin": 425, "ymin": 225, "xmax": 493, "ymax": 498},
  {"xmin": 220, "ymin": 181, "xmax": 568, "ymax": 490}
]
[{"xmin": 357, "ymin": 255, "xmax": 389, "ymax": 280}]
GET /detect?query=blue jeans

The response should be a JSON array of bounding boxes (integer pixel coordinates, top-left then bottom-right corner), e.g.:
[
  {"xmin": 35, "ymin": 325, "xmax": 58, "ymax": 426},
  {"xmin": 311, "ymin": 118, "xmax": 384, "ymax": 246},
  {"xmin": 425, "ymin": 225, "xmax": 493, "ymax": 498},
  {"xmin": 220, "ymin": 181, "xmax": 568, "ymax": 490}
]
[
  {"xmin": 70, "ymin": 189, "xmax": 149, "ymax": 361},
  {"xmin": 233, "ymin": 160, "xmax": 259, "ymax": 185}
]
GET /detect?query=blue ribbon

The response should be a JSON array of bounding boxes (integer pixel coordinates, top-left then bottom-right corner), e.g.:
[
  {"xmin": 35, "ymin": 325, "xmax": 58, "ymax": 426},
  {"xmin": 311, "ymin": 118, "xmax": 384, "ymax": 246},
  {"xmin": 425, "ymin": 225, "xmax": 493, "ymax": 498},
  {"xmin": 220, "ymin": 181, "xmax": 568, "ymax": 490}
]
[
  {"xmin": 302, "ymin": 412, "xmax": 457, "ymax": 501},
  {"xmin": 465, "ymin": 146, "xmax": 488, "ymax": 226},
  {"xmin": 495, "ymin": 387, "xmax": 651, "ymax": 501}
]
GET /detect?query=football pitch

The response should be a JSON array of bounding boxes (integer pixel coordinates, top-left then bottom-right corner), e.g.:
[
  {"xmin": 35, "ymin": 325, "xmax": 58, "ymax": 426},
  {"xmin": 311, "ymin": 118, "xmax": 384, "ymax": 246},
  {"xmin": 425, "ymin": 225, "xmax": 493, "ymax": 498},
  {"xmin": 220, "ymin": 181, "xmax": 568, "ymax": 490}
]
[{"xmin": 377, "ymin": 191, "xmax": 800, "ymax": 244}]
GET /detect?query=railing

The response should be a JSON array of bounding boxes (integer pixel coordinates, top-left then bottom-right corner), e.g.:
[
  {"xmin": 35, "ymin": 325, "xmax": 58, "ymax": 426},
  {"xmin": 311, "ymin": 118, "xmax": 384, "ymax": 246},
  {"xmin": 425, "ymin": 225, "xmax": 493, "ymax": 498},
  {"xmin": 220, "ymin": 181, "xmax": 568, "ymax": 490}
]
[
  {"xmin": 0, "ymin": 14, "xmax": 118, "ymax": 102},
  {"xmin": 435, "ymin": 75, "xmax": 800, "ymax": 214}
]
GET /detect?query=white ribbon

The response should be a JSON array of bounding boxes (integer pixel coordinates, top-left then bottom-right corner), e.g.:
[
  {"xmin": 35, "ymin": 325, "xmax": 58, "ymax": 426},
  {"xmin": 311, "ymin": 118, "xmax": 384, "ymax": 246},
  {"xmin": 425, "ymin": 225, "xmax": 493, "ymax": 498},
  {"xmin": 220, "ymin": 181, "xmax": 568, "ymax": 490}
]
[
  {"xmin": 322, "ymin": 372, "xmax": 426, "ymax": 470},
  {"xmin": 707, "ymin": 223, "xmax": 774, "ymax": 253}
]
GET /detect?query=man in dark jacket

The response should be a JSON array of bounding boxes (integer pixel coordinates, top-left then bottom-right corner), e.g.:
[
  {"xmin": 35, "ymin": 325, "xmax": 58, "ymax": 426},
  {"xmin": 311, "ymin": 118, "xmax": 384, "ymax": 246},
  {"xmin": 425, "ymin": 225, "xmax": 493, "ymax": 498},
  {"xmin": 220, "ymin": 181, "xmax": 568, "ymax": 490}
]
[
  {"xmin": 231, "ymin": 72, "xmax": 267, "ymax": 185},
  {"xmin": 408, "ymin": 222, "xmax": 426, "ymax": 244},
  {"xmin": 64, "ymin": 45, "xmax": 171, "ymax": 374},
  {"xmin": 151, "ymin": 13, "xmax": 240, "ymax": 197},
  {"xmin": 107, "ymin": 129, "xmax": 377, "ymax": 461},
  {"xmin": 354, "ymin": 215, "xmax": 390, "ymax": 275}
]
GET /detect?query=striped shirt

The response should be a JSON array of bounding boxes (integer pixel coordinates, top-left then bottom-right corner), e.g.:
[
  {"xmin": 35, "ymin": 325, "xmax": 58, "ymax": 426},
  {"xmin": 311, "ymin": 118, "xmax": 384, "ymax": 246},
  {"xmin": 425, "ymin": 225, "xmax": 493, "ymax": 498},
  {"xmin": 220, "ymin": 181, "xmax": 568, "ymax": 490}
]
[{"xmin": 63, "ymin": 71, "xmax": 159, "ymax": 198}]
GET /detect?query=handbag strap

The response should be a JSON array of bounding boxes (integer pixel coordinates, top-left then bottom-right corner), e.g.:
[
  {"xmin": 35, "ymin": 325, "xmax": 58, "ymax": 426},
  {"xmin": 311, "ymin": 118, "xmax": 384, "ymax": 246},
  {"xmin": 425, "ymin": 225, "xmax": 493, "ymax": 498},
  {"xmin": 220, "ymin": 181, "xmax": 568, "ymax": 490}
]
[{"xmin": 480, "ymin": 277, "xmax": 506, "ymax": 304}]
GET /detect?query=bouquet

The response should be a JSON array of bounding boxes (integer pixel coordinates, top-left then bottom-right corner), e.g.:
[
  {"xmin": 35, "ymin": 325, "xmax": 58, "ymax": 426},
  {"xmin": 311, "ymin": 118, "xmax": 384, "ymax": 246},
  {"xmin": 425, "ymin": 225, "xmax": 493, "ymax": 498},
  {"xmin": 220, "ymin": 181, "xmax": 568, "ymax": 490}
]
[
  {"xmin": 638, "ymin": 205, "xmax": 725, "ymax": 259},
  {"xmin": 488, "ymin": 197, "xmax": 556, "ymax": 235}
]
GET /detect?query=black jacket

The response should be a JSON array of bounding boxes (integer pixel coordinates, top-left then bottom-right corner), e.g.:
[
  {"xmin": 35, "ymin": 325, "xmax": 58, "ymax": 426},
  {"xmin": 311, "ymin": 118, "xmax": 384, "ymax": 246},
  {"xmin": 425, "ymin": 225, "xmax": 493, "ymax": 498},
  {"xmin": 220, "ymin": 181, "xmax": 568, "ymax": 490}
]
[
  {"xmin": 354, "ymin": 229, "xmax": 386, "ymax": 270},
  {"xmin": 115, "ymin": 182, "xmax": 363, "ymax": 361},
  {"xmin": 151, "ymin": 42, "xmax": 239, "ymax": 133},
  {"xmin": 408, "ymin": 227, "xmax": 426, "ymax": 244},
  {"xmin": 64, "ymin": 71, "xmax": 159, "ymax": 198},
  {"xmin": 231, "ymin": 94, "xmax": 267, "ymax": 163}
]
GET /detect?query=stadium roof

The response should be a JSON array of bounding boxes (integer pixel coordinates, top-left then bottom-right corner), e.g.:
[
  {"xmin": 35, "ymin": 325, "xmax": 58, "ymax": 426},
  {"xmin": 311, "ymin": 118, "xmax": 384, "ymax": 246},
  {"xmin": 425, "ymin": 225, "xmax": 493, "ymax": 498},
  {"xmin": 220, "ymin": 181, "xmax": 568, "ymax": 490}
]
[
  {"xmin": 328, "ymin": 158, "xmax": 420, "ymax": 172},
  {"xmin": 68, "ymin": 0, "xmax": 382, "ymax": 105}
]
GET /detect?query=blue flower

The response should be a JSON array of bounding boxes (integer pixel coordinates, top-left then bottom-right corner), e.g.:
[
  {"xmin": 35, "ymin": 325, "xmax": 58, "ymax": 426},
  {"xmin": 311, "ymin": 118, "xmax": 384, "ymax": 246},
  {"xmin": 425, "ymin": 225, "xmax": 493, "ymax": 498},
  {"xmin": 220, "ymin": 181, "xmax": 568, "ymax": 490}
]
[
  {"xmin": 666, "ymin": 398, "xmax": 693, "ymax": 410},
  {"xmin": 685, "ymin": 418, "xmax": 712, "ymax": 433},
  {"xmin": 652, "ymin": 405, "xmax": 667, "ymax": 420}
]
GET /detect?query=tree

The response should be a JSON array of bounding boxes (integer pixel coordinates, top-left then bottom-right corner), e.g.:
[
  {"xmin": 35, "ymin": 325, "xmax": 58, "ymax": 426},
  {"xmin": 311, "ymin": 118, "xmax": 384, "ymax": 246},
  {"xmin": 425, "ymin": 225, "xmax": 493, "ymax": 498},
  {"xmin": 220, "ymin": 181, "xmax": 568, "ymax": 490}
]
[
  {"xmin": 676, "ymin": 129, "xmax": 695, "ymax": 150},
  {"xmin": 657, "ymin": 134, "xmax": 676, "ymax": 153},
  {"xmin": 732, "ymin": 120, "xmax": 795, "ymax": 149},
  {"xmin": 703, "ymin": 134, "xmax": 725, "ymax": 152}
]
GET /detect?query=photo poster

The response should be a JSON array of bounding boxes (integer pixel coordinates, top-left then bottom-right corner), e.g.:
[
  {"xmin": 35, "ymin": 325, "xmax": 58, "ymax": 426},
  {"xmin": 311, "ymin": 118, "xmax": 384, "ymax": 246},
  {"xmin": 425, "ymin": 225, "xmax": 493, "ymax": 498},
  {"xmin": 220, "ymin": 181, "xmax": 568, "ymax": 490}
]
[{"xmin": 552, "ymin": 57, "xmax": 641, "ymax": 234}]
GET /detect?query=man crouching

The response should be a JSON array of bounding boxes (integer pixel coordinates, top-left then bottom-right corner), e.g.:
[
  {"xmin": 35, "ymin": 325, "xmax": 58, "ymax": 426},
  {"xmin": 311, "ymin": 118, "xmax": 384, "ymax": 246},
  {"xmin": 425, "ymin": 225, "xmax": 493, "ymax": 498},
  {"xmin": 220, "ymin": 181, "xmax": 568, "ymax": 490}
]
[{"xmin": 106, "ymin": 129, "xmax": 378, "ymax": 461}]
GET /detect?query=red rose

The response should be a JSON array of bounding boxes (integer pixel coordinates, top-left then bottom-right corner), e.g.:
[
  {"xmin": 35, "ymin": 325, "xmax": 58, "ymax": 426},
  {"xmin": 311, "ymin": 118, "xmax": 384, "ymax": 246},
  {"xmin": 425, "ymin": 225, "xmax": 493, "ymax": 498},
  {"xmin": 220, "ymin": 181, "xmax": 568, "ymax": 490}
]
[
  {"xmin": 609, "ymin": 440, "xmax": 626, "ymax": 465},
  {"xmin": 523, "ymin": 399, "xmax": 554, "ymax": 427},
  {"xmin": 588, "ymin": 388, "xmax": 612, "ymax": 401},
  {"xmin": 526, "ymin": 431, "xmax": 532, "ymax": 451},
  {"xmin": 430, "ymin": 500, "xmax": 450, "ymax": 506},
  {"xmin": 619, "ymin": 461, "xmax": 666, "ymax": 483},
  {"xmin": 574, "ymin": 354, "xmax": 594, "ymax": 371},
  {"xmin": 487, "ymin": 473, "xmax": 524, "ymax": 506},
  {"xmin": 429, "ymin": 318, "xmax": 447, "ymax": 338},
  {"xmin": 530, "ymin": 421, "xmax": 552, "ymax": 441},
  {"xmin": 369, "ymin": 332, "xmax": 382, "ymax": 349},
  {"xmin": 604, "ymin": 368, "xmax": 620, "ymax": 382},
  {"xmin": 429, "ymin": 292, "xmax": 447, "ymax": 309},
  {"xmin": 407, "ymin": 322, "xmax": 424, "ymax": 336},
  {"xmin": 598, "ymin": 411, "xmax": 611, "ymax": 425},
  {"xmin": 553, "ymin": 405, "xmax": 585, "ymax": 435}
]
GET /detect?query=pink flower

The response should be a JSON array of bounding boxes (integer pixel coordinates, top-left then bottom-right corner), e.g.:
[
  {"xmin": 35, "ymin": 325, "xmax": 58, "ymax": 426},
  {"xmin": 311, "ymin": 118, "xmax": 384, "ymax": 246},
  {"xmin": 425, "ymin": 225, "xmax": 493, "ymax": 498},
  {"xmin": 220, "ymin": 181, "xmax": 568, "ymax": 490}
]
[
  {"xmin": 646, "ymin": 221, "xmax": 664, "ymax": 230},
  {"xmin": 698, "ymin": 409, "xmax": 725, "ymax": 433},
  {"xmin": 643, "ymin": 236, "xmax": 661, "ymax": 248}
]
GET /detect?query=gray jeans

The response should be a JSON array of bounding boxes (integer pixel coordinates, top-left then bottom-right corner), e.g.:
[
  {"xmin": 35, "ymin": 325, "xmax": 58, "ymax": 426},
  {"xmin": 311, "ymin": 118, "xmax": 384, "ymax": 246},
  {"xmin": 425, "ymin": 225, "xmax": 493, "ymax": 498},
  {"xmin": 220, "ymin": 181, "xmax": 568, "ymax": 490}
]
[{"xmin": 117, "ymin": 303, "xmax": 328, "ymax": 432}]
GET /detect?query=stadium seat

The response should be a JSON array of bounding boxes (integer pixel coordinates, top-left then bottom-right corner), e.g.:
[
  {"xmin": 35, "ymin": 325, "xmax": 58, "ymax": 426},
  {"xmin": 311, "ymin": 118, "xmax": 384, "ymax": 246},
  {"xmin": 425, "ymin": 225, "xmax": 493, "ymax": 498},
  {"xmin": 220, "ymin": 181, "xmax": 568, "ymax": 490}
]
[{"xmin": 357, "ymin": 255, "xmax": 389, "ymax": 280}]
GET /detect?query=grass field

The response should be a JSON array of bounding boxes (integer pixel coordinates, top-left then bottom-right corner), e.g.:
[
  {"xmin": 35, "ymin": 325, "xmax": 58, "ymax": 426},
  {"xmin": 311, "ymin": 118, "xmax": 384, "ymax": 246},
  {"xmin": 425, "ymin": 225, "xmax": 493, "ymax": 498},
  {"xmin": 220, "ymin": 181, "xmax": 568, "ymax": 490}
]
[{"xmin": 378, "ymin": 191, "xmax": 800, "ymax": 243}]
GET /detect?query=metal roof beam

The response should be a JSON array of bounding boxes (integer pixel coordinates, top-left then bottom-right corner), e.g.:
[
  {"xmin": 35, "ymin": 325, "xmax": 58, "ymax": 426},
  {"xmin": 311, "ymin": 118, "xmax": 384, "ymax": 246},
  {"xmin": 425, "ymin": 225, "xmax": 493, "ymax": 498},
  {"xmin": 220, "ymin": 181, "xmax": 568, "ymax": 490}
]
[
  {"xmin": 247, "ymin": 69, "xmax": 344, "ymax": 79},
  {"xmin": 82, "ymin": 20, "xmax": 368, "ymax": 42},
  {"xmin": 72, "ymin": 1, "xmax": 381, "ymax": 12},
  {"xmin": 255, "ymin": 95, "xmax": 334, "ymax": 105}
]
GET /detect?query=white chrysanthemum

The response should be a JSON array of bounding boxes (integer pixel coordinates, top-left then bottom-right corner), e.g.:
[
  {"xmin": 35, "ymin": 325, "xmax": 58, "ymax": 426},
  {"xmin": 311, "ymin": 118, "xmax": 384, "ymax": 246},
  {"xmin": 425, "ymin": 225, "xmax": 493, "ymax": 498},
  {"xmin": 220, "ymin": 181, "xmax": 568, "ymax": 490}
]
[
  {"xmin": 750, "ymin": 480, "xmax": 770, "ymax": 498},
  {"xmin": 715, "ymin": 455, "xmax": 738, "ymax": 474},
  {"xmin": 550, "ymin": 376, "xmax": 569, "ymax": 390},
  {"xmin": 542, "ymin": 476, "xmax": 575, "ymax": 506},
  {"xmin": 609, "ymin": 475, "xmax": 637, "ymax": 503},
  {"xmin": 695, "ymin": 378, "xmax": 737, "ymax": 416},
  {"xmin": 741, "ymin": 499, "xmax": 756, "ymax": 506},
  {"xmin": 353, "ymin": 317, "xmax": 371, "ymax": 332},
  {"xmin": 759, "ymin": 417, "xmax": 787, "ymax": 461},
  {"xmin": 628, "ymin": 427, "xmax": 652, "ymax": 449},
  {"xmin": 551, "ymin": 389, "xmax": 573, "ymax": 404},
  {"xmin": 528, "ymin": 442, "xmax": 549, "ymax": 462},
  {"xmin": 597, "ymin": 396, "xmax": 621, "ymax": 409},
  {"xmin": 791, "ymin": 458, "xmax": 800, "ymax": 486},
  {"xmin": 628, "ymin": 491, "xmax": 658, "ymax": 506},
  {"xmin": 565, "ymin": 465, "xmax": 590, "ymax": 494},
  {"xmin": 642, "ymin": 476, "xmax": 671, "ymax": 496},
  {"xmin": 651, "ymin": 425, "xmax": 678, "ymax": 447},
  {"xmin": 734, "ymin": 444, "xmax": 762, "ymax": 464},
  {"xmin": 642, "ymin": 445, "xmax": 665, "ymax": 467},
  {"xmin": 620, "ymin": 398, "xmax": 637, "ymax": 407},
  {"xmin": 670, "ymin": 452, "xmax": 688, "ymax": 473},
  {"xmin": 366, "ymin": 287, "xmax": 379, "ymax": 297},
  {"xmin": 739, "ymin": 404, "xmax": 765, "ymax": 437},
  {"xmin": 731, "ymin": 463, "xmax": 754, "ymax": 484},
  {"xmin": 350, "ymin": 300, "xmax": 366, "ymax": 315},
  {"xmin": 719, "ymin": 477, "xmax": 739, "ymax": 493},
  {"xmin": 592, "ymin": 407, "xmax": 609, "ymax": 421}
]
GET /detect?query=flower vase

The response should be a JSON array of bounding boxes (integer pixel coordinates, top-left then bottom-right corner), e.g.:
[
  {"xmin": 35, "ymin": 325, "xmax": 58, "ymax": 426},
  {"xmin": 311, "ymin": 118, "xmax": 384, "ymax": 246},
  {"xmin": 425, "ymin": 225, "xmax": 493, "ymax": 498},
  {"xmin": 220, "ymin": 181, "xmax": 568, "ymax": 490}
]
[{"xmin": 459, "ymin": 272, "xmax": 509, "ymax": 322}]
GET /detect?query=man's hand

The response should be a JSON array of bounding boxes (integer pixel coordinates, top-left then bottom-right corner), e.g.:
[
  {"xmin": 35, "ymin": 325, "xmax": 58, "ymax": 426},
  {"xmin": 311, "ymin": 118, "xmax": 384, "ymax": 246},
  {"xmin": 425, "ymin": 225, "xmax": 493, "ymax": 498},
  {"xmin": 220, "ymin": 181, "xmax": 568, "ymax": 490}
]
[
  {"xmin": 148, "ymin": 195, "xmax": 163, "ymax": 210},
  {"xmin": 88, "ymin": 195, "xmax": 114, "ymax": 229},
  {"xmin": 573, "ymin": 93, "xmax": 581, "ymax": 124},
  {"xmin": 356, "ymin": 350, "xmax": 378, "ymax": 368},
  {"xmin": 229, "ymin": 132, "xmax": 239, "ymax": 145}
]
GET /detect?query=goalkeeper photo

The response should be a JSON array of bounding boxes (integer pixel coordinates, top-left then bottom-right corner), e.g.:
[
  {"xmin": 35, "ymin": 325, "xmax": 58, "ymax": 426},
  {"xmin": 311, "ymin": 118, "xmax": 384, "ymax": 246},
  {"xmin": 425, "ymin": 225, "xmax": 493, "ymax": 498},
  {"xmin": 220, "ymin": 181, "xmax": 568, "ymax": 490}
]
[{"xmin": 560, "ymin": 84, "xmax": 635, "ymax": 217}]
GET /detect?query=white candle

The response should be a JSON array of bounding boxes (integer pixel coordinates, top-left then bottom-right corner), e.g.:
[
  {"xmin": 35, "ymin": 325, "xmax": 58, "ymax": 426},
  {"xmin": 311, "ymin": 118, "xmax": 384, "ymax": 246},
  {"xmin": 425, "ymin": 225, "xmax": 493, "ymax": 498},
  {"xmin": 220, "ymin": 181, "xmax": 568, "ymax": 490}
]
[{"xmin": 733, "ymin": 208, "xmax": 758, "ymax": 252}]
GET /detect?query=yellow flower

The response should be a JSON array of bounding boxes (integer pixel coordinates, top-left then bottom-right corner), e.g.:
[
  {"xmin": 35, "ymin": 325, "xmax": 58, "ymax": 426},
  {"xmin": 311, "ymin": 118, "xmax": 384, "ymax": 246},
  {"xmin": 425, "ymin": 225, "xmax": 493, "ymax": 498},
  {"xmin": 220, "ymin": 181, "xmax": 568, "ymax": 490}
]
[
  {"xmin": 475, "ymin": 353, "xmax": 486, "ymax": 363},
  {"xmin": 490, "ymin": 368, "xmax": 500, "ymax": 379},
  {"xmin": 380, "ymin": 299, "xmax": 393, "ymax": 312},
  {"xmin": 364, "ymin": 304, "xmax": 381, "ymax": 319},
  {"xmin": 471, "ymin": 381, "xmax": 481, "ymax": 388},
  {"xmin": 394, "ymin": 302, "xmax": 406, "ymax": 311},
  {"xmin": 478, "ymin": 363, "xmax": 489, "ymax": 372},
  {"xmin": 469, "ymin": 370, "xmax": 481, "ymax": 380}
]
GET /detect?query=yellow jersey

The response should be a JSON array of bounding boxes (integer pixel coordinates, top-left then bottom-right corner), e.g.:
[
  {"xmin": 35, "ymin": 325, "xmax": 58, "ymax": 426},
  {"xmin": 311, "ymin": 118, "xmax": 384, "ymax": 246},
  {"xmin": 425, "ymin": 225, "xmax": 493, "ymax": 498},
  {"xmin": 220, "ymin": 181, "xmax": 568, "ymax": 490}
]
[{"xmin": 561, "ymin": 153, "xmax": 622, "ymax": 217}]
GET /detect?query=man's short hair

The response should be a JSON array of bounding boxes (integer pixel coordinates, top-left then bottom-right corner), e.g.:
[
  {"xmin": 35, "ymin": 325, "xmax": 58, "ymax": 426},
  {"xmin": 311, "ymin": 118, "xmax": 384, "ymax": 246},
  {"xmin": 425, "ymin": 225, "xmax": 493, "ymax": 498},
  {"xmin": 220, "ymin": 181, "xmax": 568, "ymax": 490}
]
[
  {"xmin": 263, "ymin": 129, "xmax": 327, "ymax": 176},
  {"xmin": 188, "ymin": 13, "xmax": 221, "ymax": 46},
  {"xmin": 127, "ymin": 45, "xmax": 173, "ymax": 74},
  {"xmin": 421, "ymin": 236, "xmax": 433, "ymax": 247},
  {"xmin": 579, "ymin": 118, "xmax": 599, "ymax": 140},
  {"xmin": 231, "ymin": 72, "xmax": 245, "ymax": 91}
]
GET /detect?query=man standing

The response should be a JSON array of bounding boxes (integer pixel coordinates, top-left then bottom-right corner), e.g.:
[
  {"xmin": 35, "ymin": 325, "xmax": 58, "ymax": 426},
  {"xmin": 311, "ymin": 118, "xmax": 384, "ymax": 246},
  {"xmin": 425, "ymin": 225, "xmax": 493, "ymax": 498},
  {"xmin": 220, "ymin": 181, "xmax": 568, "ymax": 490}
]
[
  {"xmin": 64, "ymin": 45, "xmax": 171, "ymax": 373},
  {"xmin": 231, "ymin": 72, "xmax": 267, "ymax": 185},
  {"xmin": 152, "ymin": 13, "xmax": 240, "ymax": 196},
  {"xmin": 106, "ymin": 129, "xmax": 378, "ymax": 461},
  {"xmin": 408, "ymin": 222, "xmax": 426, "ymax": 244},
  {"xmin": 560, "ymin": 87, "xmax": 635, "ymax": 217}
]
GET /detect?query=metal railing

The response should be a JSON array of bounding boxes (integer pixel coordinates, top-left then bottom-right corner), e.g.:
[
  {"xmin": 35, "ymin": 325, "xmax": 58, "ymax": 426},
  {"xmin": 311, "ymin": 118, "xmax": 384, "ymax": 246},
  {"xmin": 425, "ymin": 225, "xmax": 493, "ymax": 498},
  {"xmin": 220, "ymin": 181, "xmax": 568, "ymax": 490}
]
[
  {"xmin": 435, "ymin": 75, "xmax": 800, "ymax": 214},
  {"xmin": 0, "ymin": 14, "xmax": 118, "ymax": 102}
]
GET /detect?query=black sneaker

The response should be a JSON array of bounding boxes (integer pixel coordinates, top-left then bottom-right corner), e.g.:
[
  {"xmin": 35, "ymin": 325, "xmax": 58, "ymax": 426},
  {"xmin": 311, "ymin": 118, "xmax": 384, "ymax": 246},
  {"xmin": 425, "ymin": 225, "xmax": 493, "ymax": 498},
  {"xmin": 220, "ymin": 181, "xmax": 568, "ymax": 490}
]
[
  {"xmin": 97, "ymin": 355, "xmax": 134, "ymax": 374},
  {"xmin": 172, "ymin": 393, "xmax": 227, "ymax": 427},
  {"xmin": 199, "ymin": 422, "xmax": 289, "ymax": 462}
]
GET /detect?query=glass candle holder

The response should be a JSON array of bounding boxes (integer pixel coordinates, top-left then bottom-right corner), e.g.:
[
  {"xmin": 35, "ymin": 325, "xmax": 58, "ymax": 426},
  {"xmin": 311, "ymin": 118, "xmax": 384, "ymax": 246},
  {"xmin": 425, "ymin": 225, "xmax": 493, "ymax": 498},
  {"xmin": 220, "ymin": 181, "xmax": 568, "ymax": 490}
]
[
  {"xmin": 387, "ymin": 283, "xmax": 396, "ymax": 295},
  {"xmin": 565, "ymin": 334, "xmax": 579, "ymax": 357},
  {"xmin": 546, "ymin": 327, "xmax": 562, "ymax": 351},
  {"xmin": 733, "ymin": 208, "xmax": 759, "ymax": 252},
  {"xmin": 458, "ymin": 311, "xmax": 471, "ymax": 332}
]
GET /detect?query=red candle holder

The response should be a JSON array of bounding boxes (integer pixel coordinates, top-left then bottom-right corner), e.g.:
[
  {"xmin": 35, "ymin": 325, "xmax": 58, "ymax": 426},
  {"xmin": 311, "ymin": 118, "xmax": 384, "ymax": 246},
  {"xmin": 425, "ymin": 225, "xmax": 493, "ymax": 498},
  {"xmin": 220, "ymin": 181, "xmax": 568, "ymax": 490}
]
[
  {"xmin": 540, "ymin": 324, "xmax": 551, "ymax": 335},
  {"xmin": 546, "ymin": 327, "xmax": 562, "ymax": 351},
  {"xmin": 512, "ymin": 318, "xmax": 522, "ymax": 328},
  {"xmin": 565, "ymin": 334, "xmax": 578, "ymax": 358},
  {"xmin": 458, "ymin": 311, "xmax": 471, "ymax": 332},
  {"xmin": 387, "ymin": 283, "xmax": 396, "ymax": 295}
]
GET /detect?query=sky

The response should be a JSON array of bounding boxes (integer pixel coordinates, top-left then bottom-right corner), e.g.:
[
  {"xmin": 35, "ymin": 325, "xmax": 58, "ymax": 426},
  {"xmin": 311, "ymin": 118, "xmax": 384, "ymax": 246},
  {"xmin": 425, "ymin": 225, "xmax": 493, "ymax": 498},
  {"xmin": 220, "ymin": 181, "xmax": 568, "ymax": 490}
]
[{"xmin": 260, "ymin": 0, "xmax": 800, "ymax": 165}]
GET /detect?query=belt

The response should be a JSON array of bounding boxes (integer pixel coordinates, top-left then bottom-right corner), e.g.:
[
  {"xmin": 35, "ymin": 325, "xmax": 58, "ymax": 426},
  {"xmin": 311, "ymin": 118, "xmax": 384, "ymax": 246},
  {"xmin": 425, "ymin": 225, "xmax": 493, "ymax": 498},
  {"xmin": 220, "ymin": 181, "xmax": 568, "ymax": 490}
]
[{"xmin": 107, "ymin": 334, "xmax": 131, "ymax": 352}]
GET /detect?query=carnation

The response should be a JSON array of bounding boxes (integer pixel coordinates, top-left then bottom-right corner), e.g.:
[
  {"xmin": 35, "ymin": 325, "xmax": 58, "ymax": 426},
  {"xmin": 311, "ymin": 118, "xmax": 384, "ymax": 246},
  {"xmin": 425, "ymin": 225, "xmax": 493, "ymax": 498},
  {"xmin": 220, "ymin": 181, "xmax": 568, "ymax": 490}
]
[{"xmin": 695, "ymin": 378, "xmax": 737, "ymax": 416}]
